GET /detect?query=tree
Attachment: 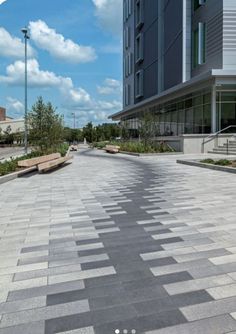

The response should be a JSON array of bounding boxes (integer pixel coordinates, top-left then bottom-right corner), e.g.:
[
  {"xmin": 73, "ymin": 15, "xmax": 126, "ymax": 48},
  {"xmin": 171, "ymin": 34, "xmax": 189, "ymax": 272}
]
[
  {"xmin": 139, "ymin": 112, "xmax": 160, "ymax": 147},
  {"xmin": 3, "ymin": 125, "xmax": 14, "ymax": 144},
  {"xmin": 83, "ymin": 122, "xmax": 95, "ymax": 143},
  {"xmin": 63, "ymin": 127, "xmax": 83, "ymax": 143},
  {"xmin": 28, "ymin": 97, "xmax": 64, "ymax": 151}
]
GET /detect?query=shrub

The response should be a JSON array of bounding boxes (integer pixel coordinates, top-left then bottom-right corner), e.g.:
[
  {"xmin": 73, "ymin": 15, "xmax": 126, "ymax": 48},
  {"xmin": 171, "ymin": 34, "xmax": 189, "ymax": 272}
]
[
  {"xmin": 200, "ymin": 159, "xmax": 215, "ymax": 164},
  {"xmin": 91, "ymin": 141, "xmax": 109, "ymax": 149},
  {"xmin": 110, "ymin": 141, "xmax": 174, "ymax": 153},
  {"xmin": 214, "ymin": 159, "xmax": 231, "ymax": 166}
]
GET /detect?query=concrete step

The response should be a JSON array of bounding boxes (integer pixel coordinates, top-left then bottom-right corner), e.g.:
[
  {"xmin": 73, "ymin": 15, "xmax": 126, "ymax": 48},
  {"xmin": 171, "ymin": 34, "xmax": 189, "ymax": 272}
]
[
  {"xmin": 212, "ymin": 147, "xmax": 236, "ymax": 152},
  {"xmin": 207, "ymin": 151, "xmax": 236, "ymax": 156},
  {"xmin": 208, "ymin": 150, "xmax": 236, "ymax": 155},
  {"xmin": 223, "ymin": 143, "xmax": 236, "ymax": 146}
]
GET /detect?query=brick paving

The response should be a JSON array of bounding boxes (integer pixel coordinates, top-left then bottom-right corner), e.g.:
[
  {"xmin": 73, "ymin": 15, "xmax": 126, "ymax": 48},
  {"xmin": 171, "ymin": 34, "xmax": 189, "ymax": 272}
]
[{"xmin": 0, "ymin": 148, "xmax": 236, "ymax": 334}]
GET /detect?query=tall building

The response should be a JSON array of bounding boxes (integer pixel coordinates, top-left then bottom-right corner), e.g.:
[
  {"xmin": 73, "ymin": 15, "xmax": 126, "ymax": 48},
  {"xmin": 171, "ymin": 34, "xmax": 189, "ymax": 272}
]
[{"xmin": 110, "ymin": 0, "xmax": 236, "ymax": 146}]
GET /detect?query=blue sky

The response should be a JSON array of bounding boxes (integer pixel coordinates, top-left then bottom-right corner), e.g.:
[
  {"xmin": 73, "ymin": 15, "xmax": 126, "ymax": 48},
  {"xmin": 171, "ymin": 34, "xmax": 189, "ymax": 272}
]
[{"xmin": 0, "ymin": 0, "xmax": 122, "ymax": 127}]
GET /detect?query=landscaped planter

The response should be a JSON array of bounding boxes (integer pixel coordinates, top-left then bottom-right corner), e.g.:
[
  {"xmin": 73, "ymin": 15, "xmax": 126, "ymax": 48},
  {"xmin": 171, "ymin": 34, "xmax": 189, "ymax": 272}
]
[
  {"xmin": 177, "ymin": 159, "xmax": 236, "ymax": 174},
  {"xmin": 0, "ymin": 166, "xmax": 37, "ymax": 185},
  {"xmin": 120, "ymin": 151, "xmax": 183, "ymax": 157}
]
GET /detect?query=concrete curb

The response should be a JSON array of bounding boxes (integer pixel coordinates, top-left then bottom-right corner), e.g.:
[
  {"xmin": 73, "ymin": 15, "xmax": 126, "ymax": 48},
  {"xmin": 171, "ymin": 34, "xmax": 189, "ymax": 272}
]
[
  {"xmin": 177, "ymin": 159, "xmax": 236, "ymax": 174},
  {"xmin": 0, "ymin": 166, "xmax": 37, "ymax": 185},
  {"xmin": 120, "ymin": 151, "xmax": 183, "ymax": 157}
]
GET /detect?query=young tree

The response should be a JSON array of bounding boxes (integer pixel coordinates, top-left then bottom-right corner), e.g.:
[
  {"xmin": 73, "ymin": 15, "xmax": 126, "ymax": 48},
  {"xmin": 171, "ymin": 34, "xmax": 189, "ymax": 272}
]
[
  {"xmin": 28, "ymin": 97, "xmax": 64, "ymax": 151},
  {"xmin": 139, "ymin": 112, "xmax": 159, "ymax": 148}
]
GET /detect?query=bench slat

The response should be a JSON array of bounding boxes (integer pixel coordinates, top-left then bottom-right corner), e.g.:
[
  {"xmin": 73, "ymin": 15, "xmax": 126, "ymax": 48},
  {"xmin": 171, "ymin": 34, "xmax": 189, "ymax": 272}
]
[
  {"xmin": 18, "ymin": 153, "xmax": 61, "ymax": 168},
  {"xmin": 104, "ymin": 145, "xmax": 120, "ymax": 154},
  {"xmin": 38, "ymin": 156, "xmax": 73, "ymax": 173}
]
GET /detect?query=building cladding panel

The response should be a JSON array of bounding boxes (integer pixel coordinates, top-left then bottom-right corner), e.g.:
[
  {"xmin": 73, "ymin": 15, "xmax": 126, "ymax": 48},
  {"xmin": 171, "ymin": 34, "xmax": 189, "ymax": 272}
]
[
  {"xmin": 163, "ymin": 0, "xmax": 183, "ymax": 90},
  {"xmin": 192, "ymin": 0, "xmax": 223, "ymax": 77},
  {"xmin": 123, "ymin": 0, "xmax": 135, "ymax": 107},
  {"xmin": 222, "ymin": 0, "xmax": 236, "ymax": 69},
  {"xmin": 121, "ymin": 0, "xmax": 236, "ymax": 120},
  {"xmin": 134, "ymin": 0, "xmax": 159, "ymax": 103}
]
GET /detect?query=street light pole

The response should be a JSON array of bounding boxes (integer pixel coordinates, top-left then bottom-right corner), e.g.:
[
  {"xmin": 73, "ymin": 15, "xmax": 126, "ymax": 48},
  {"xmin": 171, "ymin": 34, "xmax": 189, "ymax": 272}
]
[
  {"xmin": 72, "ymin": 112, "xmax": 75, "ymax": 129},
  {"xmin": 21, "ymin": 27, "xmax": 30, "ymax": 154}
]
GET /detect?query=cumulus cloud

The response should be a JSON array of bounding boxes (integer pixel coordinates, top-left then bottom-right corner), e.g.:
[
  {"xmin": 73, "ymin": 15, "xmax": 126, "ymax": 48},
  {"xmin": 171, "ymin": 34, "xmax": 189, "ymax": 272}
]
[
  {"xmin": 64, "ymin": 98, "xmax": 122, "ymax": 126},
  {"xmin": 0, "ymin": 27, "xmax": 35, "ymax": 59},
  {"xmin": 93, "ymin": 0, "xmax": 122, "ymax": 37},
  {"xmin": 29, "ymin": 20, "xmax": 96, "ymax": 64},
  {"xmin": 0, "ymin": 59, "xmax": 73, "ymax": 88},
  {"xmin": 0, "ymin": 59, "xmax": 121, "ymax": 125},
  {"xmin": 0, "ymin": 0, "xmax": 7, "ymax": 5},
  {"xmin": 97, "ymin": 78, "xmax": 121, "ymax": 95},
  {"xmin": 6, "ymin": 97, "xmax": 24, "ymax": 114}
]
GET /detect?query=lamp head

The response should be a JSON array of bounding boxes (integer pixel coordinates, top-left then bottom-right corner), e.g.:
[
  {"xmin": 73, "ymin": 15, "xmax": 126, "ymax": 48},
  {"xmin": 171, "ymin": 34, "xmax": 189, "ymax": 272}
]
[{"xmin": 21, "ymin": 27, "xmax": 28, "ymax": 34}]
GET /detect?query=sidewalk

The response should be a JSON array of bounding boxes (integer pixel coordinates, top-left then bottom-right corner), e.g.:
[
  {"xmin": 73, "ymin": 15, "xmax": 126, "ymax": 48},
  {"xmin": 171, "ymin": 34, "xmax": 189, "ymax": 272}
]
[{"xmin": 0, "ymin": 149, "xmax": 236, "ymax": 334}]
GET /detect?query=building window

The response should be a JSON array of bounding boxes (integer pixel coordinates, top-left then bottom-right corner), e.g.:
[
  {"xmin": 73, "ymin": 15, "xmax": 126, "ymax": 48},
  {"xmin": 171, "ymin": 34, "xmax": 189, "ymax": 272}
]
[
  {"xmin": 125, "ymin": 26, "xmax": 130, "ymax": 49},
  {"xmin": 124, "ymin": 0, "xmax": 132, "ymax": 21},
  {"xmin": 124, "ymin": 0, "xmax": 127, "ymax": 22},
  {"xmin": 192, "ymin": 22, "xmax": 206, "ymax": 68},
  {"xmin": 193, "ymin": 0, "xmax": 206, "ymax": 11},
  {"xmin": 125, "ymin": 55, "xmax": 128, "ymax": 77},
  {"xmin": 125, "ymin": 53, "xmax": 132, "ymax": 77},
  {"xmin": 135, "ymin": 70, "xmax": 143, "ymax": 98},
  {"xmin": 136, "ymin": 0, "xmax": 144, "ymax": 29},
  {"xmin": 135, "ymin": 33, "xmax": 143, "ymax": 63},
  {"xmin": 128, "ymin": 52, "xmax": 132, "ymax": 75},
  {"xmin": 128, "ymin": 0, "xmax": 132, "ymax": 16},
  {"xmin": 125, "ymin": 84, "xmax": 131, "ymax": 106},
  {"xmin": 199, "ymin": 22, "xmax": 206, "ymax": 64}
]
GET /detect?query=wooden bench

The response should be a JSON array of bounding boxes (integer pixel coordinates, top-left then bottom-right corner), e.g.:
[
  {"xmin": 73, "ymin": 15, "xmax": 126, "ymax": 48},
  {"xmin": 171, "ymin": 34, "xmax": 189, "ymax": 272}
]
[
  {"xmin": 38, "ymin": 155, "xmax": 73, "ymax": 173},
  {"xmin": 105, "ymin": 145, "xmax": 120, "ymax": 154},
  {"xmin": 18, "ymin": 153, "xmax": 61, "ymax": 168}
]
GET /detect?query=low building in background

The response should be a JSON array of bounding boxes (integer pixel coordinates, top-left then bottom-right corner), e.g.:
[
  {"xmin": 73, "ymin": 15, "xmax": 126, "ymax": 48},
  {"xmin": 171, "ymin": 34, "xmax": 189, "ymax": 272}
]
[
  {"xmin": 0, "ymin": 118, "xmax": 24, "ymax": 134},
  {"xmin": 0, "ymin": 106, "xmax": 24, "ymax": 135}
]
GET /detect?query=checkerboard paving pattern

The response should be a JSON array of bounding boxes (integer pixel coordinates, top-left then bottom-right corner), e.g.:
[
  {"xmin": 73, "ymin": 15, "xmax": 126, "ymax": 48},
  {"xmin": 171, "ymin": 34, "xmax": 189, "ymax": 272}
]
[{"xmin": 1, "ymin": 149, "xmax": 236, "ymax": 333}]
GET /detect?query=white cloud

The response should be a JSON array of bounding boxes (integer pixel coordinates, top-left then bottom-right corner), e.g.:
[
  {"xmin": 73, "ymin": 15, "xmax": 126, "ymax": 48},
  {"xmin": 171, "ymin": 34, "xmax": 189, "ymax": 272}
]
[
  {"xmin": 0, "ymin": 27, "xmax": 35, "ymax": 59},
  {"xmin": 6, "ymin": 97, "xmax": 24, "ymax": 114},
  {"xmin": 29, "ymin": 20, "xmax": 96, "ymax": 64},
  {"xmin": 0, "ymin": 59, "xmax": 121, "ymax": 126},
  {"xmin": 0, "ymin": 0, "xmax": 7, "ymax": 5},
  {"xmin": 97, "ymin": 78, "xmax": 121, "ymax": 95},
  {"xmin": 64, "ymin": 98, "xmax": 122, "ymax": 126},
  {"xmin": 0, "ymin": 58, "xmax": 72, "ymax": 88},
  {"xmin": 64, "ymin": 95, "xmax": 122, "ymax": 126},
  {"xmin": 93, "ymin": 0, "xmax": 122, "ymax": 37}
]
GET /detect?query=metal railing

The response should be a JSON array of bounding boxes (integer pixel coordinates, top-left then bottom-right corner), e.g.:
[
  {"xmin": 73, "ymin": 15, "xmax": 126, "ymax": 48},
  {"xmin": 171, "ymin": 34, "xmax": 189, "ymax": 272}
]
[{"xmin": 202, "ymin": 125, "xmax": 236, "ymax": 153}]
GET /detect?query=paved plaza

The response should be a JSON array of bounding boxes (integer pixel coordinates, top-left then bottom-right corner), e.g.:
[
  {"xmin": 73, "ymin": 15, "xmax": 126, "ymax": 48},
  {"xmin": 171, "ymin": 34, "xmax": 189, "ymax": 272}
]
[{"xmin": 1, "ymin": 148, "xmax": 236, "ymax": 334}]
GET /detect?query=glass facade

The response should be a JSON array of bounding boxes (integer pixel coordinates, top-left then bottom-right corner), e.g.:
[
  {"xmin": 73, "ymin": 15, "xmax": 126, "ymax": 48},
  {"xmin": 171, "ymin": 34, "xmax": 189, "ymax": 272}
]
[
  {"xmin": 121, "ymin": 86, "xmax": 236, "ymax": 137},
  {"xmin": 149, "ymin": 90, "xmax": 211, "ymax": 136},
  {"xmin": 217, "ymin": 86, "xmax": 236, "ymax": 132}
]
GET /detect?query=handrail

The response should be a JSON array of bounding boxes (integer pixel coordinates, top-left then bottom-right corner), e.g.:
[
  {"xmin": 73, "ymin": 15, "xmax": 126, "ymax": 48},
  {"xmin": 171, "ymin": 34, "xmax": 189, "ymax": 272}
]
[{"xmin": 202, "ymin": 125, "xmax": 236, "ymax": 153}]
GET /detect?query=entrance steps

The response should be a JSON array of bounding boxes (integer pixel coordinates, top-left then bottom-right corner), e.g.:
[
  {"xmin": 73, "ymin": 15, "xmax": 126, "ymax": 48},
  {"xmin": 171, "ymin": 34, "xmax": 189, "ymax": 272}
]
[{"xmin": 208, "ymin": 140, "xmax": 236, "ymax": 155}]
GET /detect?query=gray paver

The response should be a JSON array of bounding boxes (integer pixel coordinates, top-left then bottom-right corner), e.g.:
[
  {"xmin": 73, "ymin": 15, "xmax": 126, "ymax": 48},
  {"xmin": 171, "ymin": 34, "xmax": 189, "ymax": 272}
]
[{"xmin": 1, "ymin": 150, "xmax": 236, "ymax": 333}]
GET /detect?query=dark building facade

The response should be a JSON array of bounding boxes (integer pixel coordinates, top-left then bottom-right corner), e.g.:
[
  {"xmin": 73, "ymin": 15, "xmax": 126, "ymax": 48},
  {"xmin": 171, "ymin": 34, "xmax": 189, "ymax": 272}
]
[{"xmin": 111, "ymin": 0, "xmax": 236, "ymax": 140}]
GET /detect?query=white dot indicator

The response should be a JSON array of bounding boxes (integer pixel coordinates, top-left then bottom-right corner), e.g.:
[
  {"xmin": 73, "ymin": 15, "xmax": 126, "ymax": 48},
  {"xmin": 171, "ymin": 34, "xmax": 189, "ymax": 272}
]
[
  {"xmin": 131, "ymin": 330, "xmax": 136, "ymax": 334},
  {"xmin": 115, "ymin": 330, "xmax": 120, "ymax": 334},
  {"xmin": 123, "ymin": 330, "xmax": 128, "ymax": 334}
]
